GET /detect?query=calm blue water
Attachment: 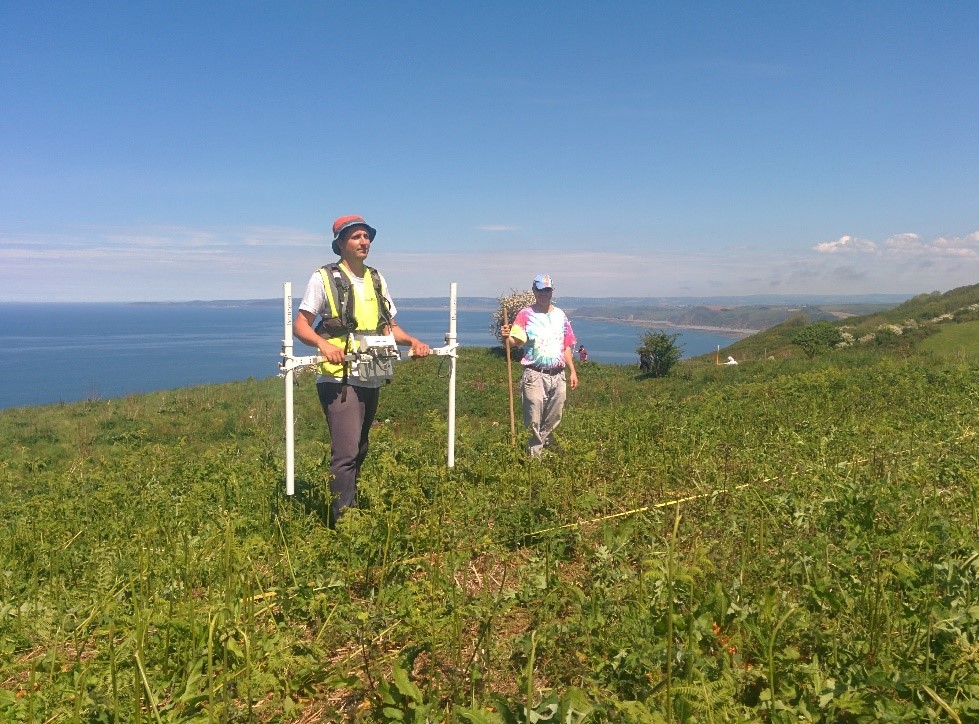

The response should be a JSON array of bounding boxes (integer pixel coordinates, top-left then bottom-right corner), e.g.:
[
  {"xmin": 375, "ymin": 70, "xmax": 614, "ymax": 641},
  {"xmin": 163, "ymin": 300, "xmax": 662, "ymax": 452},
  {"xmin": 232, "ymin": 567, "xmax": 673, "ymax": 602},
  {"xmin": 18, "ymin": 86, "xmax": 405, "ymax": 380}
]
[{"xmin": 0, "ymin": 303, "xmax": 742, "ymax": 409}]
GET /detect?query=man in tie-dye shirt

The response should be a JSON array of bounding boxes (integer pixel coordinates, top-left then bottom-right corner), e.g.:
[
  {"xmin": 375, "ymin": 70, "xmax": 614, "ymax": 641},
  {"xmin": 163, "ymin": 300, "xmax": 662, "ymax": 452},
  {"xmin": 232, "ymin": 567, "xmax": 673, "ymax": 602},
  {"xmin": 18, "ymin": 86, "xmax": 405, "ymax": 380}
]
[{"xmin": 501, "ymin": 273, "xmax": 579, "ymax": 456}]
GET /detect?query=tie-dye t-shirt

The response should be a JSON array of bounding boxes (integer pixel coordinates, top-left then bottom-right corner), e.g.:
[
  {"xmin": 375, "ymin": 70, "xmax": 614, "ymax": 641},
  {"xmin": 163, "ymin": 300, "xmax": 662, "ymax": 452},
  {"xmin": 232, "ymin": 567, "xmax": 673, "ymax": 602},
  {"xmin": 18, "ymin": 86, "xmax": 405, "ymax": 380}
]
[{"xmin": 510, "ymin": 306, "xmax": 576, "ymax": 369}]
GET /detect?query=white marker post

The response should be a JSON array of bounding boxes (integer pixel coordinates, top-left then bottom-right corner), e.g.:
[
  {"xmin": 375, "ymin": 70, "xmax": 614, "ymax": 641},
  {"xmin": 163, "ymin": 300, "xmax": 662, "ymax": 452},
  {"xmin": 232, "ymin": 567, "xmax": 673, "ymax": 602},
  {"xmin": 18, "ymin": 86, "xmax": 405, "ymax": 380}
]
[
  {"xmin": 411, "ymin": 282, "xmax": 460, "ymax": 467},
  {"xmin": 280, "ymin": 281, "xmax": 460, "ymax": 495},
  {"xmin": 446, "ymin": 282, "xmax": 458, "ymax": 468},
  {"xmin": 282, "ymin": 282, "xmax": 296, "ymax": 496}
]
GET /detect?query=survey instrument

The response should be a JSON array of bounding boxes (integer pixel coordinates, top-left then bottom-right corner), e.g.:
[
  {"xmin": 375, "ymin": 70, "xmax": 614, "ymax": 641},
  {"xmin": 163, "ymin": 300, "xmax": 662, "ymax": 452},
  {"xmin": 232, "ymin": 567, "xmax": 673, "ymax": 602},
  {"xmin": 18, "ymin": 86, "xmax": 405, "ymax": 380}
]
[{"xmin": 279, "ymin": 281, "xmax": 459, "ymax": 495}]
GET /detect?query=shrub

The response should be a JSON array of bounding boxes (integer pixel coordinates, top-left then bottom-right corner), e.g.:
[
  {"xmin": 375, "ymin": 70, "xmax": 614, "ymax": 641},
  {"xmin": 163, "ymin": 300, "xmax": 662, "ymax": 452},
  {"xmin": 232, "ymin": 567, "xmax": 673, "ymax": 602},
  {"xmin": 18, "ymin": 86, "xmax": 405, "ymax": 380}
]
[
  {"xmin": 874, "ymin": 326, "xmax": 899, "ymax": 345},
  {"xmin": 791, "ymin": 321, "xmax": 842, "ymax": 358},
  {"xmin": 636, "ymin": 331, "xmax": 682, "ymax": 377}
]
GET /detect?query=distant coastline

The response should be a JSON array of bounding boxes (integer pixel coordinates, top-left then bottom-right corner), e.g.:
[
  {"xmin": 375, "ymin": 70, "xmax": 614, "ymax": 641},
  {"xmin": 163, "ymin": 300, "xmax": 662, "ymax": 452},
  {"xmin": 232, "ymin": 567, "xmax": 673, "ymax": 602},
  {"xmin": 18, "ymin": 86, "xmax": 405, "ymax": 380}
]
[
  {"xmin": 115, "ymin": 291, "xmax": 910, "ymax": 309},
  {"xmin": 85, "ymin": 300, "xmax": 760, "ymax": 336},
  {"xmin": 575, "ymin": 314, "xmax": 757, "ymax": 338},
  {"xmin": 128, "ymin": 298, "xmax": 502, "ymax": 313},
  {"xmin": 13, "ymin": 294, "xmax": 902, "ymax": 337}
]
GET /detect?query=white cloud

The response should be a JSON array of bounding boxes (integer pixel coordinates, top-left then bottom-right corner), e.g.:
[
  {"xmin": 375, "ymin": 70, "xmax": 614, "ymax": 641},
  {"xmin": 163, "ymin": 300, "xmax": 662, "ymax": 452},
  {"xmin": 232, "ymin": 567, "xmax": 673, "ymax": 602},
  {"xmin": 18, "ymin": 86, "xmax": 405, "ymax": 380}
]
[
  {"xmin": 816, "ymin": 231, "xmax": 979, "ymax": 261},
  {"xmin": 878, "ymin": 231, "xmax": 979, "ymax": 259},
  {"xmin": 931, "ymin": 232, "xmax": 979, "ymax": 258},
  {"xmin": 881, "ymin": 232, "xmax": 922, "ymax": 252},
  {"xmin": 813, "ymin": 235, "xmax": 877, "ymax": 254},
  {"xmin": 3, "ymin": 224, "xmax": 978, "ymax": 302},
  {"xmin": 474, "ymin": 224, "xmax": 520, "ymax": 232},
  {"xmin": 241, "ymin": 227, "xmax": 326, "ymax": 247},
  {"xmin": 371, "ymin": 249, "xmax": 786, "ymax": 298},
  {"xmin": 96, "ymin": 225, "xmax": 325, "ymax": 249}
]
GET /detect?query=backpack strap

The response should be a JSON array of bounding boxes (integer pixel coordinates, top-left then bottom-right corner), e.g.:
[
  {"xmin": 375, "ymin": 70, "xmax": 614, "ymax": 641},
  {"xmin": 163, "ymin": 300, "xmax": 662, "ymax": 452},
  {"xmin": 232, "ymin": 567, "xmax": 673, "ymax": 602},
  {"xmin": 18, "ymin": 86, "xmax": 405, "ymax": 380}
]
[
  {"xmin": 365, "ymin": 264, "xmax": 394, "ymax": 331},
  {"xmin": 315, "ymin": 263, "xmax": 354, "ymax": 398},
  {"xmin": 317, "ymin": 263, "xmax": 357, "ymax": 331}
]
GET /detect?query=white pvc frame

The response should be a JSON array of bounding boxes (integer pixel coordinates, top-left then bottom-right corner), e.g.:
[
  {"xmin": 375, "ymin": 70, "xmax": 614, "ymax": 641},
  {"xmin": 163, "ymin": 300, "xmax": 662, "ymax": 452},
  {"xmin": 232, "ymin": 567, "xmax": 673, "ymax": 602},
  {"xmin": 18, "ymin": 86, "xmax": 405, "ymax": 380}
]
[{"xmin": 279, "ymin": 281, "xmax": 459, "ymax": 496}]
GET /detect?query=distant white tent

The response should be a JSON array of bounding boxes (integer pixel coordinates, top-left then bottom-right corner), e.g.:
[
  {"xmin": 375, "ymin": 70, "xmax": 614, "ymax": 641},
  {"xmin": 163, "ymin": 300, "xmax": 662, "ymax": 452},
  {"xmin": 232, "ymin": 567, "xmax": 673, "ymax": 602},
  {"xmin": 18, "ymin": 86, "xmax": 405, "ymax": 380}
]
[{"xmin": 725, "ymin": 356, "xmax": 738, "ymax": 365}]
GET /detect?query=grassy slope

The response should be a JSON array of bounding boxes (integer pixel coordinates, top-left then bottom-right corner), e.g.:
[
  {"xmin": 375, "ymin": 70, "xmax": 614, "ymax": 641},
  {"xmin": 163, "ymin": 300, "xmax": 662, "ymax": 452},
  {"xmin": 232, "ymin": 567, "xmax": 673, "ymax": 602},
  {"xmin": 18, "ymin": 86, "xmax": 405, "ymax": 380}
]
[
  {"xmin": 2, "ymin": 309, "xmax": 979, "ymax": 720},
  {"xmin": 713, "ymin": 281, "xmax": 979, "ymax": 362},
  {"xmin": 918, "ymin": 319, "xmax": 979, "ymax": 360}
]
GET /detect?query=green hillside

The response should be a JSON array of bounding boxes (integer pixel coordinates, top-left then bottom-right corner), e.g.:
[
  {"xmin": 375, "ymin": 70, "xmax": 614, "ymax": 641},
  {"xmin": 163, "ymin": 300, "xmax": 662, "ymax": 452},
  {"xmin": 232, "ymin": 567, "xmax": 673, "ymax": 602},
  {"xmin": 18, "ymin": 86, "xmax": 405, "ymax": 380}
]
[
  {"xmin": 715, "ymin": 282, "xmax": 979, "ymax": 362},
  {"xmin": 2, "ymin": 328, "xmax": 978, "ymax": 719},
  {"xmin": 918, "ymin": 319, "xmax": 979, "ymax": 360},
  {"xmin": 573, "ymin": 304, "xmax": 828, "ymax": 331},
  {"xmin": 572, "ymin": 302, "xmax": 902, "ymax": 333}
]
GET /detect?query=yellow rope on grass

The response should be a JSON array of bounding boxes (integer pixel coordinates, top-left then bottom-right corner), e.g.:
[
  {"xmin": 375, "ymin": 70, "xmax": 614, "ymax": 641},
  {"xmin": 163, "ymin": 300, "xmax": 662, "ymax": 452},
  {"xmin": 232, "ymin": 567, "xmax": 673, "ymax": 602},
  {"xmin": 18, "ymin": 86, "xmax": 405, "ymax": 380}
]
[
  {"xmin": 530, "ymin": 483, "xmax": 752, "ymax": 537},
  {"xmin": 528, "ymin": 427, "xmax": 976, "ymax": 540}
]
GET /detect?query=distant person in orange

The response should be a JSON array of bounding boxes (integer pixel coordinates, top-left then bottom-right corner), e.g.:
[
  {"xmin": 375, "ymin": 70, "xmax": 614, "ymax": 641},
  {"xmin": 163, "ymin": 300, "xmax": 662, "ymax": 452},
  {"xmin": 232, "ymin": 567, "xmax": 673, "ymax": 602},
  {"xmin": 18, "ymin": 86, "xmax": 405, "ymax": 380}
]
[{"xmin": 500, "ymin": 273, "xmax": 579, "ymax": 456}]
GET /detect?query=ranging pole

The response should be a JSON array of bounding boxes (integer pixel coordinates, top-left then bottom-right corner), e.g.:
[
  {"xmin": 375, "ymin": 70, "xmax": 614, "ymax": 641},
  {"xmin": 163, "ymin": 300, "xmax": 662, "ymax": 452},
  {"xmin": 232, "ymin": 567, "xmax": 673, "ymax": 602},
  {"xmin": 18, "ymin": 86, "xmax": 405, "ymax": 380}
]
[
  {"xmin": 282, "ymin": 282, "xmax": 297, "ymax": 495},
  {"xmin": 446, "ymin": 282, "xmax": 458, "ymax": 467},
  {"xmin": 408, "ymin": 282, "xmax": 459, "ymax": 467}
]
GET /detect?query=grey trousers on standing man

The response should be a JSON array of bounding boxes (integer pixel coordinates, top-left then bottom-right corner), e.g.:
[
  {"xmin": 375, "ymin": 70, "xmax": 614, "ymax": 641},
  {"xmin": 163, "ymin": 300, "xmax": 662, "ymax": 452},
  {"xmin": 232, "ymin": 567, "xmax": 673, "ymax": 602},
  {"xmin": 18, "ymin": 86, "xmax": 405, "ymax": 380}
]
[
  {"xmin": 521, "ymin": 367, "xmax": 567, "ymax": 456},
  {"xmin": 316, "ymin": 382, "xmax": 380, "ymax": 524}
]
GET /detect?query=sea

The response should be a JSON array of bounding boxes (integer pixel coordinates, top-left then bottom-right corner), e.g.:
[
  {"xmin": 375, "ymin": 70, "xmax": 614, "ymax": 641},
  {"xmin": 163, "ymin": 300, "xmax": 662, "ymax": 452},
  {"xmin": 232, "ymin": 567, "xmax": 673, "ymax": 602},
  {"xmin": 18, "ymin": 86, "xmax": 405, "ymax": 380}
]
[{"xmin": 0, "ymin": 303, "xmax": 746, "ymax": 410}]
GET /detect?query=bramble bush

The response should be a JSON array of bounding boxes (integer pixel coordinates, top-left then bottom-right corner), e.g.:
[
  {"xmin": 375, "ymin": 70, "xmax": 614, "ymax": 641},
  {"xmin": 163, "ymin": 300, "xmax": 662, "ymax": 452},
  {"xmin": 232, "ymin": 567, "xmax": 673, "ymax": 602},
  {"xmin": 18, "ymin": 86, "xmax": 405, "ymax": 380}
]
[
  {"xmin": 636, "ymin": 330, "xmax": 683, "ymax": 377},
  {"xmin": 791, "ymin": 320, "xmax": 842, "ymax": 358}
]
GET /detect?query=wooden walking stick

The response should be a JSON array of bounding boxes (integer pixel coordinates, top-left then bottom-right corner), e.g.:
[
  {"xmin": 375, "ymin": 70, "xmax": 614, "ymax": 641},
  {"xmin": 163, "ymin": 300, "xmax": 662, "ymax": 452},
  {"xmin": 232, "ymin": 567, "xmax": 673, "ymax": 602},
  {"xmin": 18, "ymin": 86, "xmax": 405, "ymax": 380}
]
[{"xmin": 503, "ymin": 308, "xmax": 516, "ymax": 446}]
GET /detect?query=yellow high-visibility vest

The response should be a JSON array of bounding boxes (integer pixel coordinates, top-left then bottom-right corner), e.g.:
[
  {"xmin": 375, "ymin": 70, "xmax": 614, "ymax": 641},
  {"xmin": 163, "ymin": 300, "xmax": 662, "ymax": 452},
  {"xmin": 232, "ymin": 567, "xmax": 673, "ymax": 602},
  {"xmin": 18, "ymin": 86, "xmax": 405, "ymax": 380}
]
[{"xmin": 315, "ymin": 265, "xmax": 388, "ymax": 378}]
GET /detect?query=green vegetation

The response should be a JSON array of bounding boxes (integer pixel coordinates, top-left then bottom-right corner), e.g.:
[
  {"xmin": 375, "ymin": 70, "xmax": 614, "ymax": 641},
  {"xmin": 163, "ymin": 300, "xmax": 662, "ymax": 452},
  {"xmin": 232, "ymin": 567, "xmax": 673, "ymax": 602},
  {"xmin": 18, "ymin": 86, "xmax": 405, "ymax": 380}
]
[
  {"xmin": 713, "ymin": 282, "xmax": 979, "ymax": 363},
  {"xmin": 2, "ymin": 284, "xmax": 979, "ymax": 721},
  {"xmin": 790, "ymin": 321, "xmax": 842, "ymax": 359},
  {"xmin": 919, "ymin": 320, "xmax": 979, "ymax": 360},
  {"xmin": 636, "ymin": 331, "xmax": 683, "ymax": 377}
]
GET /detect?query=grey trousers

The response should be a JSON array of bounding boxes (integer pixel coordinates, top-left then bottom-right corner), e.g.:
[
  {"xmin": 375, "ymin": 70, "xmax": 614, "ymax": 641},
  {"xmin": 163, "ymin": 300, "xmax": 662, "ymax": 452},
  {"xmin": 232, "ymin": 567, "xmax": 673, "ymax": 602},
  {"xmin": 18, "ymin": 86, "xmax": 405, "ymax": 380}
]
[
  {"xmin": 316, "ymin": 382, "xmax": 380, "ymax": 524},
  {"xmin": 521, "ymin": 368, "xmax": 567, "ymax": 456}
]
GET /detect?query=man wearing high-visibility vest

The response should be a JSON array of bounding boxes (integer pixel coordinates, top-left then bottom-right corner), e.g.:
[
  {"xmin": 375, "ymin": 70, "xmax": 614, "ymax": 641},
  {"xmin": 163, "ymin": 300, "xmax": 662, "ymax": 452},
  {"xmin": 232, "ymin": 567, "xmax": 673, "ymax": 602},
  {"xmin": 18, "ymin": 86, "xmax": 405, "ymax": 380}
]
[{"xmin": 294, "ymin": 215, "xmax": 430, "ymax": 524}]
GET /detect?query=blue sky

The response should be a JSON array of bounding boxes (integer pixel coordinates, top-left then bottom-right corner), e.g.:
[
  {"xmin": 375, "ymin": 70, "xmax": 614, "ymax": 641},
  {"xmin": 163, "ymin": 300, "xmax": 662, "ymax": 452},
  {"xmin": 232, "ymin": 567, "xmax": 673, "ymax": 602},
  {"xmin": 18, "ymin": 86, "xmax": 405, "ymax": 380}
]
[{"xmin": 2, "ymin": 2, "xmax": 977, "ymax": 302}]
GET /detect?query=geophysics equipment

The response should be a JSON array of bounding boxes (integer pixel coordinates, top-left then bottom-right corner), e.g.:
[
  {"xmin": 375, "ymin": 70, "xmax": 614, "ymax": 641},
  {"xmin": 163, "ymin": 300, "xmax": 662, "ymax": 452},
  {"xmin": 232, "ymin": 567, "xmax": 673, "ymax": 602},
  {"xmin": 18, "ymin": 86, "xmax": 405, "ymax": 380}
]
[{"xmin": 279, "ymin": 281, "xmax": 459, "ymax": 496}]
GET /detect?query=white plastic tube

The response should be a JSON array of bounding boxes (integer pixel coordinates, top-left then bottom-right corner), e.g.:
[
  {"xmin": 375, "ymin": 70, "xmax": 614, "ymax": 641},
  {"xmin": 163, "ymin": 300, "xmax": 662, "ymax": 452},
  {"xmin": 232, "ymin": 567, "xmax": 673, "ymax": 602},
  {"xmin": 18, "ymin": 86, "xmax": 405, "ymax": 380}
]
[
  {"xmin": 282, "ymin": 282, "xmax": 296, "ymax": 496},
  {"xmin": 282, "ymin": 281, "xmax": 459, "ymax": 492},
  {"xmin": 447, "ymin": 282, "xmax": 457, "ymax": 468}
]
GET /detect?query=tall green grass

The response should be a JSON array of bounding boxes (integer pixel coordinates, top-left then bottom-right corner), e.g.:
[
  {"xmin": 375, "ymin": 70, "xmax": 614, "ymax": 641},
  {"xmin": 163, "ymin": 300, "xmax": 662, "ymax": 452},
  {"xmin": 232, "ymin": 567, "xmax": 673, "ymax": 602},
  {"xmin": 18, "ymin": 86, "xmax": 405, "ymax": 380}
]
[
  {"xmin": 919, "ymin": 320, "xmax": 979, "ymax": 360},
  {"xmin": 2, "ymin": 347, "xmax": 978, "ymax": 721}
]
